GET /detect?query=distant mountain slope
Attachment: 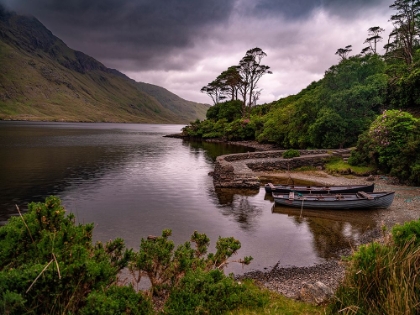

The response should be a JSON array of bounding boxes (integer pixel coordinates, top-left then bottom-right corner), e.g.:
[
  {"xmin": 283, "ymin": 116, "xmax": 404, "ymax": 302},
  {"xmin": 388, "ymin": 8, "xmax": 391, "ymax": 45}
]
[
  {"xmin": 135, "ymin": 82, "xmax": 209, "ymax": 122},
  {"xmin": 0, "ymin": 6, "xmax": 209, "ymax": 123}
]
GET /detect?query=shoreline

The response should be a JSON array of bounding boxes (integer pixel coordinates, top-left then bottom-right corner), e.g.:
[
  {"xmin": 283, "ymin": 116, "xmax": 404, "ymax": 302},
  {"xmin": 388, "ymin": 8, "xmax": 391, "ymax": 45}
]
[
  {"xmin": 163, "ymin": 138, "xmax": 419, "ymax": 299},
  {"xmin": 237, "ymin": 169, "xmax": 420, "ymax": 299},
  {"xmin": 217, "ymin": 140, "xmax": 420, "ymax": 299}
]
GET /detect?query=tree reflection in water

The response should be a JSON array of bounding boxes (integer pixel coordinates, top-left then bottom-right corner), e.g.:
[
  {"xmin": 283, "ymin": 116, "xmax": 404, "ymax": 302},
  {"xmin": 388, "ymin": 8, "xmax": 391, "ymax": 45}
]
[{"xmin": 214, "ymin": 188, "xmax": 262, "ymax": 231}]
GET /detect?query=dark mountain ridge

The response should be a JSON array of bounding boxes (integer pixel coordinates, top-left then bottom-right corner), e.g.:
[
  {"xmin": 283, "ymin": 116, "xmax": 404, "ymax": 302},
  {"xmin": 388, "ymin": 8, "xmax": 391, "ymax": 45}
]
[{"xmin": 0, "ymin": 6, "xmax": 209, "ymax": 123}]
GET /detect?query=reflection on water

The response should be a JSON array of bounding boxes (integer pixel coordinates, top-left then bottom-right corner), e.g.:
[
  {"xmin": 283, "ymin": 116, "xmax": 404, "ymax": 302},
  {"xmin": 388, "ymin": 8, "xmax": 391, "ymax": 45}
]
[
  {"xmin": 0, "ymin": 121, "xmax": 384, "ymax": 274},
  {"xmin": 214, "ymin": 188, "xmax": 261, "ymax": 232},
  {"xmin": 272, "ymin": 205, "xmax": 380, "ymax": 258}
]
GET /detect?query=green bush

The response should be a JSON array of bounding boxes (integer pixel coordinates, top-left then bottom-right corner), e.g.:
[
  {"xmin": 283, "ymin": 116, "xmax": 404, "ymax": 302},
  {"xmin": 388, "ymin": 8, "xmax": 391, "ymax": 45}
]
[
  {"xmin": 163, "ymin": 269, "xmax": 268, "ymax": 315},
  {"xmin": 0, "ymin": 197, "xmax": 266, "ymax": 314},
  {"xmin": 350, "ymin": 110, "xmax": 420, "ymax": 184},
  {"xmin": 206, "ymin": 100, "xmax": 242, "ymax": 122},
  {"xmin": 224, "ymin": 118, "xmax": 256, "ymax": 140},
  {"xmin": 80, "ymin": 285, "xmax": 153, "ymax": 315},
  {"xmin": 131, "ymin": 230, "xmax": 252, "ymax": 298},
  {"xmin": 392, "ymin": 218, "xmax": 420, "ymax": 248},
  {"xmin": 0, "ymin": 196, "xmax": 134, "ymax": 315},
  {"xmin": 282, "ymin": 149, "xmax": 300, "ymax": 159}
]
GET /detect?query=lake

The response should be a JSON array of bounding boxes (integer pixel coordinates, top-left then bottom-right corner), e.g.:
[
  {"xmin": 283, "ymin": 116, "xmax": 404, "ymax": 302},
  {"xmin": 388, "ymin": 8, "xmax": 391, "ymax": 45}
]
[{"xmin": 0, "ymin": 121, "xmax": 381, "ymax": 274}]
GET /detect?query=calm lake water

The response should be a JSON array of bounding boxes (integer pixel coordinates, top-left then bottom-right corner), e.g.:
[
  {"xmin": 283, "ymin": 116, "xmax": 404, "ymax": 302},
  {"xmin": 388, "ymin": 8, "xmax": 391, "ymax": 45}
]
[{"xmin": 0, "ymin": 121, "xmax": 382, "ymax": 274}]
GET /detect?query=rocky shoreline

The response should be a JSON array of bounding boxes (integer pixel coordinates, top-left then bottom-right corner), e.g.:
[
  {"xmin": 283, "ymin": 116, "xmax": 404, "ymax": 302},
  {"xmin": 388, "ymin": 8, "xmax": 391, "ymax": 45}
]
[
  {"xmin": 226, "ymin": 140, "xmax": 420, "ymax": 302},
  {"xmin": 237, "ymin": 260, "xmax": 345, "ymax": 300},
  {"xmin": 237, "ymin": 170, "xmax": 420, "ymax": 301}
]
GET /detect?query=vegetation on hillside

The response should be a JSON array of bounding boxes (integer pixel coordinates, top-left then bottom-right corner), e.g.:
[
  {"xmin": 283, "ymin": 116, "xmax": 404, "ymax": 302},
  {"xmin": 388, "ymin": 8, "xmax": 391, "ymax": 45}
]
[
  {"xmin": 184, "ymin": 0, "xmax": 420, "ymax": 184},
  {"xmin": 0, "ymin": 6, "xmax": 208, "ymax": 123}
]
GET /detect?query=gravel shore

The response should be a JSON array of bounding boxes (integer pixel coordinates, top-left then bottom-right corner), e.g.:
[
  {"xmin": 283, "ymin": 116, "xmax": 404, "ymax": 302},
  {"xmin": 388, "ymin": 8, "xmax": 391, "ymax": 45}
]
[
  {"xmin": 229, "ymin": 141, "xmax": 420, "ymax": 300},
  {"xmin": 237, "ymin": 171, "xmax": 420, "ymax": 299}
]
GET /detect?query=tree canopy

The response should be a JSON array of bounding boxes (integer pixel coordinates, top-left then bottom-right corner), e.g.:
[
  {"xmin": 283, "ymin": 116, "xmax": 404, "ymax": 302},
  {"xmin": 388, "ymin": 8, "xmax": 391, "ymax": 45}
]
[{"xmin": 201, "ymin": 47, "xmax": 271, "ymax": 116}]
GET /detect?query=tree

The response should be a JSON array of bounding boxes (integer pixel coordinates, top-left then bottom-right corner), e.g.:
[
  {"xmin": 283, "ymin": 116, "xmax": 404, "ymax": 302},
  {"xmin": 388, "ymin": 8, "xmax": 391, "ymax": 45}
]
[
  {"xmin": 385, "ymin": 0, "xmax": 420, "ymax": 65},
  {"xmin": 335, "ymin": 45, "xmax": 353, "ymax": 60},
  {"xmin": 200, "ymin": 78, "xmax": 225, "ymax": 105},
  {"xmin": 363, "ymin": 26, "xmax": 385, "ymax": 54},
  {"xmin": 236, "ymin": 47, "xmax": 272, "ymax": 116},
  {"xmin": 217, "ymin": 66, "xmax": 242, "ymax": 101}
]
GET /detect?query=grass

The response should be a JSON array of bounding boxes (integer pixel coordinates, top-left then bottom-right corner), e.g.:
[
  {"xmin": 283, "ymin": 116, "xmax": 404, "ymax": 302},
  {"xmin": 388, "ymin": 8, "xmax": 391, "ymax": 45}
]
[
  {"xmin": 331, "ymin": 236, "xmax": 420, "ymax": 314},
  {"xmin": 229, "ymin": 290, "xmax": 325, "ymax": 315},
  {"xmin": 325, "ymin": 158, "xmax": 375, "ymax": 176}
]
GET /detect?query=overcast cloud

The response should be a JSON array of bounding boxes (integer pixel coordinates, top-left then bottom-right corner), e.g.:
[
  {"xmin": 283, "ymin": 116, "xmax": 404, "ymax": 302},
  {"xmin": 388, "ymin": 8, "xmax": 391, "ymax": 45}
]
[{"xmin": 0, "ymin": 0, "xmax": 395, "ymax": 104}]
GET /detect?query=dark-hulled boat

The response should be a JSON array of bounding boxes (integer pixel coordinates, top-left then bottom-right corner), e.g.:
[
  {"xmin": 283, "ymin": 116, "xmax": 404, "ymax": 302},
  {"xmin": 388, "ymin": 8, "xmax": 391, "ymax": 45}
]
[
  {"xmin": 272, "ymin": 191, "xmax": 395, "ymax": 210},
  {"xmin": 264, "ymin": 183, "xmax": 375, "ymax": 194}
]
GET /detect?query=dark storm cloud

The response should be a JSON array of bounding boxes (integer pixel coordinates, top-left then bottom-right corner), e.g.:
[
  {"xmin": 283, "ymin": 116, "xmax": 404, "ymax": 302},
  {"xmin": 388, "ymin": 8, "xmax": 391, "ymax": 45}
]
[
  {"xmin": 0, "ymin": 0, "xmax": 395, "ymax": 104},
  {"xmin": 251, "ymin": 0, "xmax": 391, "ymax": 19},
  {"xmin": 1, "ymin": 0, "xmax": 236, "ymax": 70}
]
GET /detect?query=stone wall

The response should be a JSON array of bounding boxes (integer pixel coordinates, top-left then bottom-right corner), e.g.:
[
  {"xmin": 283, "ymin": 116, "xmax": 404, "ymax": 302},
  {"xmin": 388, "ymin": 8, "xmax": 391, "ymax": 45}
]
[
  {"xmin": 213, "ymin": 150, "xmax": 331, "ymax": 189},
  {"xmin": 222, "ymin": 150, "xmax": 329, "ymax": 162},
  {"xmin": 247, "ymin": 154, "xmax": 330, "ymax": 172},
  {"xmin": 213, "ymin": 157, "xmax": 260, "ymax": 189}
]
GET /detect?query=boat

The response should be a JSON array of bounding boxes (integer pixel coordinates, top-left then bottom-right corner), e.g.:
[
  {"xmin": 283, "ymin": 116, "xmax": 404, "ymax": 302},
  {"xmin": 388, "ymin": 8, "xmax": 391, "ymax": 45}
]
[
  {"xmin": 272, "ymin": 191, "xmax": 395, "ymax": 210},
  {"xmin": 264, "ymin": 182, "xmax": 375, "ymax": 194}
]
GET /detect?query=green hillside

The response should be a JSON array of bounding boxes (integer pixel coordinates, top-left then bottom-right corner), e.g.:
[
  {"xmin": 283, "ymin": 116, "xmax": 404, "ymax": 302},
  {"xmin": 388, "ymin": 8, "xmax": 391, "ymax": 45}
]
[{"xmin": 0, "ymin": 8, "xmax": 209, "ymax": 123}]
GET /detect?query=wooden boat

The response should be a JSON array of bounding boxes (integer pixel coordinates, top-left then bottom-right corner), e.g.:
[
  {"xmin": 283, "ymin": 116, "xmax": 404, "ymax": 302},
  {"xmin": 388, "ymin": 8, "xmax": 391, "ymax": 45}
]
[
  {"xmin": 272, "ymin": 191, "xmax": 395, "ymax": 210},
  {"xmin": 264, "ymin": 182, "xmax": 374, "ymax": 194}
]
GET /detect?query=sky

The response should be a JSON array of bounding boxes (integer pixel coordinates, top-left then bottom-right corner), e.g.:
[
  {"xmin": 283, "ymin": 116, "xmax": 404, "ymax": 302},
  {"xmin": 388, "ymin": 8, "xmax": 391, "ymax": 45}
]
[{"xmin": 0, "ymin": 0, "xmax": 396, "ymax": 105}]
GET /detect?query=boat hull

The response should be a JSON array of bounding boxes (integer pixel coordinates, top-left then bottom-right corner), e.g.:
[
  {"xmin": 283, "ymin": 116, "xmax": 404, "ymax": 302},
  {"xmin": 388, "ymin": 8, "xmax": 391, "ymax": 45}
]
[
  {"xmin": 272, "ymin": 191, "xmax": 395, "ymax": 210},
  {"xmin": 265, "ymin": 183, "xmax": 375, "ymax": 194}
]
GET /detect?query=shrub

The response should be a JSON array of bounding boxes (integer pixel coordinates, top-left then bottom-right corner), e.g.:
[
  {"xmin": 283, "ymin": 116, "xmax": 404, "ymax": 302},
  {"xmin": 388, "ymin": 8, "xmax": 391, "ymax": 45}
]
[
  {"xmin": 130, "ymin": 230, "xmax": 253, "ymax": 298},
  {"xmin": 163, "ymin": 269, "xmax": 268, "ymax": 315},
  {"xmin": 206, "ymin": 100, "xmax": 242, "ymax": 122},
  {"xmin": 80, "ymin": 285, "xmax": 153, "ymax": 315},
  {"xmin": 0, "ymin": 196, "xmax": 134, "ymax": 315},
  {"xmin": 224, "ymin": 118, "xmax": 257, "ymax": 140},
  {"xmin": 392, "ymin": 218, "xmax": 420, "ymax": 248},
  {"xmin": 0, "ymin": 198, "xmax": 262, "ymax": 314},
  {"xmin": 282, "ymin": 149, "xmax": 300, "ymax": 159},
  {"xmin": 350, "ymin": 110, "xmax": 420, "ymax": 184}
]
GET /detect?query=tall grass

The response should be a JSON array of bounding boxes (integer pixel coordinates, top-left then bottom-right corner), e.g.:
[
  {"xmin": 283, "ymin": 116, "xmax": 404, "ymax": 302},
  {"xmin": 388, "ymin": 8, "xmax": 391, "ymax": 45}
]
[{"xmin": 330, "ymin": 222, "xmax": 420, "ymax": 315}]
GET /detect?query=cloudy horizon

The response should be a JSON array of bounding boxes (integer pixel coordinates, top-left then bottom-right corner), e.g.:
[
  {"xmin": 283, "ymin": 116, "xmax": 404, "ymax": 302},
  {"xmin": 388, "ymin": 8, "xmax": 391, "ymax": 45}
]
[{"xmin": 0, "ymin": 0, "xmax": 395, "ymax": 104}]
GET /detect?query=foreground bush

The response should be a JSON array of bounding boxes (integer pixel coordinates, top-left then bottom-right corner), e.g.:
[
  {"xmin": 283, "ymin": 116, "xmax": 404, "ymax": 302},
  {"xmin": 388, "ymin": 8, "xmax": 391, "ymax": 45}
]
[
  {"xmin": 0, "ymin": 196, "xmax": 135, "ymax": 314},
  {"xmin": 163, "ymin": 269, "xmax": 268, "ymax": 314},
  {"xmin": 0, "ymin": 196, "xmax": 266, "ymax": 314},
  {"xmin": 330, "ymin": 220, "xmax": 420, "ymax": 315}
]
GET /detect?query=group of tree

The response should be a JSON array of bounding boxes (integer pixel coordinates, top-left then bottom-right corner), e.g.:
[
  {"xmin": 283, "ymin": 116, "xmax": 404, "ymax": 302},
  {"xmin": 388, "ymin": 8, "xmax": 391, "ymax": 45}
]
[
  {"xmin": 184, "ymin": 0, "xmax": 420, "ymax": 184},
  {"xmin": 201, "ymin": 47, "xmax": 272, "ymax": 117}
]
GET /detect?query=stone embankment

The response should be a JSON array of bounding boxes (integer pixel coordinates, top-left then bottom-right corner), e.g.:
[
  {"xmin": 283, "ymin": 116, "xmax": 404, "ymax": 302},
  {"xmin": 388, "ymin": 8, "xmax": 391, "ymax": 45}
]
[{"xmin": 212, "ymin": 150, "xmax": 331, "ymax": 188}]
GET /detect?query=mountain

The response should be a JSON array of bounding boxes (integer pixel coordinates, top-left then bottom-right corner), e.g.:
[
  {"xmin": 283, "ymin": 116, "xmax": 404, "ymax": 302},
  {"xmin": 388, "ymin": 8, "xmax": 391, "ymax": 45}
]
[{"xmin": 0, "ymin": 6, "xmax": 209, "ymax": 123}]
